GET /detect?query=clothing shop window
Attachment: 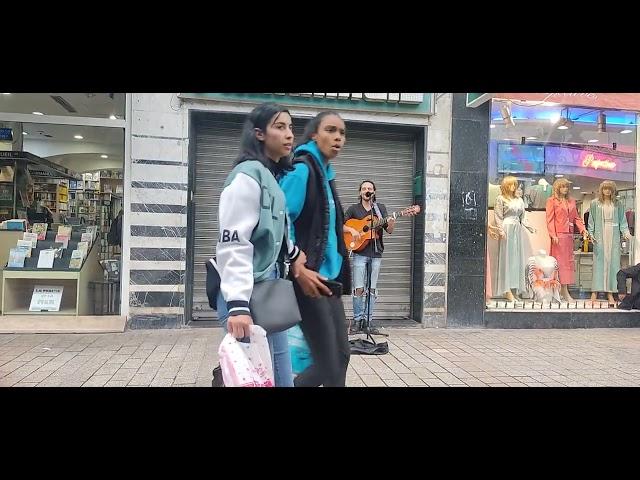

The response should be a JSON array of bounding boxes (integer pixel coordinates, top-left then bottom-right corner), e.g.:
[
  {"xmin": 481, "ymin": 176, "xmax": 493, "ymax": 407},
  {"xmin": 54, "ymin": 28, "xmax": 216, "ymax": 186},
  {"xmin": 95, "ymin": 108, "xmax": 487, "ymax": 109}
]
[{"xmin": 485, "ymin": 99, "xmax": 638, "ymax": 311}]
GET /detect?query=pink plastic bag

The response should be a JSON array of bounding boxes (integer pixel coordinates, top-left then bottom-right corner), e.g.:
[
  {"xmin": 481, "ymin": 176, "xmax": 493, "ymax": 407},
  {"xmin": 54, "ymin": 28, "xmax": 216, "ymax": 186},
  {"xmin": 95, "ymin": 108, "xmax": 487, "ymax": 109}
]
[{"xmin": 218, "ymin": 325, "xmax": 274, "ymax": 387}]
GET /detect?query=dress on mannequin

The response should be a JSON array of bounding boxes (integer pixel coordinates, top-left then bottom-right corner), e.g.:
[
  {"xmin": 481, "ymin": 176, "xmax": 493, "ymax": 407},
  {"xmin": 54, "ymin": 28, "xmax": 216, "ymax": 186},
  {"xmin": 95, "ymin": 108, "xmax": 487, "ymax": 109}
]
[
  {"xmin": 526, "ymin": 250, "xmax": 561, "ymax": 303},
  {"xmin": 545, "ymin": 196, "xmax": 586, "ymax": 285},
  {"xmin": 588, "ymin": 199, "xmax": 631, "ymax": 293},
  {"xmin": 494, "ymin": 194, "xmax": 534, "ymax": 298}
]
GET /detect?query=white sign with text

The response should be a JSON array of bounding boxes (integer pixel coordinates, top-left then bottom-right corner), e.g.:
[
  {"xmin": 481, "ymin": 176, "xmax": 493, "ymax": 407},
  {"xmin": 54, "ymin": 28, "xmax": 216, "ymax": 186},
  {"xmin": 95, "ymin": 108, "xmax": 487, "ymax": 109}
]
[{"xmin": 29, "ymin": 285, "xmax": 64, "ymax": 312}]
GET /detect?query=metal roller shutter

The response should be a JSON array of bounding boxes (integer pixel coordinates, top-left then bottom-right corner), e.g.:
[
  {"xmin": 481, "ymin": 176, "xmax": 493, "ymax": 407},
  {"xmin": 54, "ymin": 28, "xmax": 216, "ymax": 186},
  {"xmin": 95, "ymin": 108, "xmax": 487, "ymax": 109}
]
[{"xmin": 191, "ymin": 114, "xmax": 416, "ymax": 321}]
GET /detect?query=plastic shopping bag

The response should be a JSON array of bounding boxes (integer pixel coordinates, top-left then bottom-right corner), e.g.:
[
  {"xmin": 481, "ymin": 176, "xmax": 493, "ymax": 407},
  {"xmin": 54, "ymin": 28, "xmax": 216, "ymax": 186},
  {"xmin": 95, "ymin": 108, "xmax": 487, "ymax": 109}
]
[
  {"xmin": 287, "ymin": 324, "xmax": 313, "ymax": 376},
  {"xmin": 218, "ymin": 325, "xmax": 274, "ymax": 387}
]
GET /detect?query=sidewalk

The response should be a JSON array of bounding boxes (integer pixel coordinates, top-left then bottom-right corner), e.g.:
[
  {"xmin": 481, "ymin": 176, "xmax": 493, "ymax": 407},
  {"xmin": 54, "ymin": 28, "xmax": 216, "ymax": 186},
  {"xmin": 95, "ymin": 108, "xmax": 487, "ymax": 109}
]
[{"xmin": 1, "ymin": 327, "xmax": 640, "ymax": 387}]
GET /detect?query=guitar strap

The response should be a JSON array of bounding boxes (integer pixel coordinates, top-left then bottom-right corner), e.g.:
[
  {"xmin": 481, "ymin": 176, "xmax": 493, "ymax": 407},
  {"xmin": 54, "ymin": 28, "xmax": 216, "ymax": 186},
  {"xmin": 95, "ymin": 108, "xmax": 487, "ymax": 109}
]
[
  {"xmin": 372, "ymin": 202, "xmax": 383, "ymax": 220},
  {"xmin": 372, "ymin": 202, "xmax": 384, "ymax": 254}
]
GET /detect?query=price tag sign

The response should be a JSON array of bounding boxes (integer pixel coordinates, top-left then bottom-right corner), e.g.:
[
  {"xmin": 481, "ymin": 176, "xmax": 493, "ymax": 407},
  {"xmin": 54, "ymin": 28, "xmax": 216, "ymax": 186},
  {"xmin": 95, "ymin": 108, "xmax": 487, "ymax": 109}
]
[{"xmin": 29, "ymin": 285, "xmax": 64, "ymax": 312}]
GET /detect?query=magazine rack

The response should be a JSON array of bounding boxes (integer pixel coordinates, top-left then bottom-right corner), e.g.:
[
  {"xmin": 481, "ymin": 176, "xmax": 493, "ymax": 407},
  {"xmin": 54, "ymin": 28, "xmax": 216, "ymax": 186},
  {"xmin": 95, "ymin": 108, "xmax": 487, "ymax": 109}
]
[
  {"xmin": 2, "ymin": 230, "xmax": 102, "ymax": 315},
  {"xmin": 0, "ymin": 230, "xmax": 26, "ymax": 311}
]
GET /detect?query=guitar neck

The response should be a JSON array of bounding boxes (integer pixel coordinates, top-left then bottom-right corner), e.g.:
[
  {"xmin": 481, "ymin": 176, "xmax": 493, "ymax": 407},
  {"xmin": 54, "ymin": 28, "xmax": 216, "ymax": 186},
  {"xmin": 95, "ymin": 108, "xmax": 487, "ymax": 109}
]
[{"xmin": 372, "ymin": 210, "xmax": 406, "ymax": 229}]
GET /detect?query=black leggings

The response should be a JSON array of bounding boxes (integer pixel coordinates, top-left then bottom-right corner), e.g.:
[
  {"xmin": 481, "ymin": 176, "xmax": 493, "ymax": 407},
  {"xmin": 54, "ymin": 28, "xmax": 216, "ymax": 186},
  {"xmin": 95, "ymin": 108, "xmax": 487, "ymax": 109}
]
[{"xmin": 293, "ymin": 283, "xmax": 350, "ymax": 387}]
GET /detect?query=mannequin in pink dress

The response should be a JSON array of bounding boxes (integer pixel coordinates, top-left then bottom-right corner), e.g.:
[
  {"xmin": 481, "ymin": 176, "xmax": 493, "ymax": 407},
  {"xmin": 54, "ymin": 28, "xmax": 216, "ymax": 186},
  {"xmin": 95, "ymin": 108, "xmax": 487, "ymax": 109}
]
[{"xmin": 545, "ymin": 178, "xmax": 588, "ymax": 302}]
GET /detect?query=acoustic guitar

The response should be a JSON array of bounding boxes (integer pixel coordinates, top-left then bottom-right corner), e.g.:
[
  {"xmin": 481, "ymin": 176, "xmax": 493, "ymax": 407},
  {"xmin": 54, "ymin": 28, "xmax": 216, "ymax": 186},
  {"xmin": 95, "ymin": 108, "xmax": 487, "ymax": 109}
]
[{"xmin": 344, "ymin": 205, "xmax": 421, "ymax": 252}]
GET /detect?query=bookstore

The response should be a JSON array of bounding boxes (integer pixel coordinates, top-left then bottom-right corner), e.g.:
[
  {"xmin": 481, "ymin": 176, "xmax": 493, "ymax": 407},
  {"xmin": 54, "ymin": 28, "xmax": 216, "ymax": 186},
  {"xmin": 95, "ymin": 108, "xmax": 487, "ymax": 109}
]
[{"xmin": 0, "ymin": 94, "xmax": 126, "ymax": 332}]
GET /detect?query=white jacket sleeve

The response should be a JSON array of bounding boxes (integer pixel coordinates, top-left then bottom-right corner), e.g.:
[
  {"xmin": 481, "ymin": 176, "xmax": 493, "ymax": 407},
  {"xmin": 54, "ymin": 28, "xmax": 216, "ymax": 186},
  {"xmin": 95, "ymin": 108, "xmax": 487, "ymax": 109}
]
[{"xmin": 216, "ymin": 173, "xmax": 260, "ymax": 317}]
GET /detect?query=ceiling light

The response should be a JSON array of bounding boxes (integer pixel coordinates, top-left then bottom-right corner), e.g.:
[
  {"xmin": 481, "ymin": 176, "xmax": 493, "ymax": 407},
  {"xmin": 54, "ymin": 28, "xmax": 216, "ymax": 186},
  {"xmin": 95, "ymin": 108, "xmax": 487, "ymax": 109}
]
[
  {"xmin": 555, "ymin": 174, "xmax": 564, "ymax": 178},
  {"xmin": 526, "ymin": 136, "xmax": 538, "ymax": 140},
  {"xmin": 588, "ymin": 139, "xmax": 599, "ymax": 143},
  {"xmin": 109, "ymin": 114, "xmax": 117, "ymax": 120},
  {"xmin": 553, "ymin": 108, "xmax": 574, "ymax": 130},
  {"xmin": 490, "ymin": 124, "xmax": 496, "ymax": 129},
  {"xmin": 22, "ymin": 132, "xmax": 27, "ymax": 135},
  {"xmin": 2, "ymin": 93, "xmax": 10, "ymax": 95},
  {"xmin": 556, "ymin": 117, "xmax": 574, "ymax": 130},
  {"xmin": 573, "ymin": 186, "xmax": 581, "ymax": 190},
  {"xmin": 74, "ymin": 135, "xmax": 83, "ymax": 140},
  {"xmin": 541, "ymin": 101, "xmax": 559, "ymax": 107},
  {"xmin": 32, "ymin": 111, "xmax": 44, "ymax": 115},
  {"xmin": 100, "ymin": 155, "xmax": 108, "ymax": 159},
  {"xmin": 620, "ymin": 129, "xmax": 632, "ymax": 134}
]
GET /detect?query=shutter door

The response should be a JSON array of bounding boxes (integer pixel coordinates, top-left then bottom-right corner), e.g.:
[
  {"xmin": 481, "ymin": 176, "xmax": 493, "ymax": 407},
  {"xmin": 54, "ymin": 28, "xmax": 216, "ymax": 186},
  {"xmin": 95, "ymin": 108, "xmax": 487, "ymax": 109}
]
[
  {"xmin": 191, "ymin": 116, "xmax": 244, "ymax": 319},
  {"xmin": 330, "ymin": 126, "xmax": 416, "ymax": 320},
  {"xmin": 191, "ymin": 115, "xmax": 416, "ymax": 321}
]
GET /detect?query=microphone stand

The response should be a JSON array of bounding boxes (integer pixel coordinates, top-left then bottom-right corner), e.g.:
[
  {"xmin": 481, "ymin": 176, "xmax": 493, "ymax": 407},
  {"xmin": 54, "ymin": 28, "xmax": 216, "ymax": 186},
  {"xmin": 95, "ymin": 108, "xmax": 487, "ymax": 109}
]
[
  {"xmin": 348, "ymin": 192, "xmax": 389, "ymax": 356},
  {"xmin": 358, "ymin": 195, "xmax": 388, "ymax": 341}
]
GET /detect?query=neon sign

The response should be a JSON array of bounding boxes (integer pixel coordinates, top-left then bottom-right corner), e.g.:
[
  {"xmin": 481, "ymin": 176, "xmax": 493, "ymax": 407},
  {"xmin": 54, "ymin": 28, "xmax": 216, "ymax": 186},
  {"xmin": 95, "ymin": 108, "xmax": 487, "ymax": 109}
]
[{"xmin": 581, "ymin": 152, "xmax": 616, "ymax": 171}]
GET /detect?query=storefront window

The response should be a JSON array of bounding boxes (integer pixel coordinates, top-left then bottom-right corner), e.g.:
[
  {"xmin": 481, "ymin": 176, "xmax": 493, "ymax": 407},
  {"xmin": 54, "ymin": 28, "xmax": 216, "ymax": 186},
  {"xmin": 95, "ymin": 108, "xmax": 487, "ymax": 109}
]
[
  {"xmin": 0, "ymin": 98, "xmax": 125, "ymax": 321},
  {"xmin": 0, "ymin": 93, "xmax": 125, "ymax": 120},
  {"xmin": 486, "ymin": 98, "xmax": 638, "ymax": 310}
]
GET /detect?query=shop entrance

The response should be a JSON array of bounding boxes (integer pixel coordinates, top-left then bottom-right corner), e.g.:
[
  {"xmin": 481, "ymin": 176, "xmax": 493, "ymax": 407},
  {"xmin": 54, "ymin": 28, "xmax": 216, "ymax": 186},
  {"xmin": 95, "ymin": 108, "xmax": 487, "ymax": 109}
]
[{"xmin": 0, "ymin": 93, "xmax": 126, "ymax": 332}]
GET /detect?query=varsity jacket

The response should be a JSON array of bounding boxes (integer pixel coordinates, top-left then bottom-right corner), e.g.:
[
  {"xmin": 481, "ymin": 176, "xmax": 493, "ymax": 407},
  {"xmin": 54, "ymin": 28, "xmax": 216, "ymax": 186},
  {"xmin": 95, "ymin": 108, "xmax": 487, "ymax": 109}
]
[{"xmin": 216, "ymin": 160, "xmax": 299, "ymax": 318}]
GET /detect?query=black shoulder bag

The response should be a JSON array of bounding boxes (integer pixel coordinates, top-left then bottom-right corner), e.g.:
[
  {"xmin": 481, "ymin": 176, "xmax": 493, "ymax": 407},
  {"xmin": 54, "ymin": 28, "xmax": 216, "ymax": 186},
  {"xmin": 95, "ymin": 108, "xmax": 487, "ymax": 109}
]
[{"xmin": 205, "ymin": 219, "xmax": 302, "ymax": 334}]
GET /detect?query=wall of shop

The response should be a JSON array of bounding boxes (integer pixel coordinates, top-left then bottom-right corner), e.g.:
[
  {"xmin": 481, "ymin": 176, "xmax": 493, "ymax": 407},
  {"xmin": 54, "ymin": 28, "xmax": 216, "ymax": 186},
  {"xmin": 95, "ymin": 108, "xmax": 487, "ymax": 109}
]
[
  {"xmin": 422, "ymin": 93, "xmax": 453, "ymax": 327},
  {"xmin": 125, "ymin": 93, "xmax": 189, "ymax": 328},
  {"xmin": 446, "ymin": 93, "xmax": 491, "ymax": 327}
]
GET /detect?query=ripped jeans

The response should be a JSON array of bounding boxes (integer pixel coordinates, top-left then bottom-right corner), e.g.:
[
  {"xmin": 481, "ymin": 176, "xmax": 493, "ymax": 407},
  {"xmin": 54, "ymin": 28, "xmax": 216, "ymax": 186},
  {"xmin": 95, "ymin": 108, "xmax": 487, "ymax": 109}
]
[{"xmin": 351, "ymin": 254, "xmax": 382, "ymax": 323}]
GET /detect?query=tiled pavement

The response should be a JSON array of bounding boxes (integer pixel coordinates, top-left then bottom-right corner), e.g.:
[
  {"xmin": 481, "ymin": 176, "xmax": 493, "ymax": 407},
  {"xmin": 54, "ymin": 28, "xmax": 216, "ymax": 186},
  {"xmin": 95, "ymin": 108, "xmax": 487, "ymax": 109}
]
[{"xmin": 1, "ymin": 327, "xmax": 640, "ymax": 387}]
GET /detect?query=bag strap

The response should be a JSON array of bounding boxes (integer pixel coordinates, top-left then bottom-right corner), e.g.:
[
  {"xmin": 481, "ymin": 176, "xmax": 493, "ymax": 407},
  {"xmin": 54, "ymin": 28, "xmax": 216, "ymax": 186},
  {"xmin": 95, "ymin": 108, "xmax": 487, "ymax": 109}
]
[{"xmin": 276, "ymin": 214, "xmax": 292, "ymax": 278}]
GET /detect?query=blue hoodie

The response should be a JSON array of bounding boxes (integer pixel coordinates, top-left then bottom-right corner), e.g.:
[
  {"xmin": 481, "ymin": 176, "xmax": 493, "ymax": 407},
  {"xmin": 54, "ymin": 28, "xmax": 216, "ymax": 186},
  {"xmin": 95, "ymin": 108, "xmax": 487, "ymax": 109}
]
[{"xmin": 279, "ymin": 141, "xmax": 343, "ymax": 280}]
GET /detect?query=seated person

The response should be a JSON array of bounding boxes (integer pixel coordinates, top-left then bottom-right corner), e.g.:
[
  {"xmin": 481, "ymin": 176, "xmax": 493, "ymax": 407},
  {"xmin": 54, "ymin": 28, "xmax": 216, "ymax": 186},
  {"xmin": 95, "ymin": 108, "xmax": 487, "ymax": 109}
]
[{"xmin": 617, "ymin": 263, "xmax": 640, "ymax": 310}]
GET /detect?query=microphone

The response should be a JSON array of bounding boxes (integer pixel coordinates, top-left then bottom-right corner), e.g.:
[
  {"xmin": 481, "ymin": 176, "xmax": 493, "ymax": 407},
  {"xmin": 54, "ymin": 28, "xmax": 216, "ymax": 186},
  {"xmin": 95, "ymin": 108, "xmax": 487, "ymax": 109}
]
[{"xmin": 363, "ymin": 191, "xmax": 373, "ymax": 199}]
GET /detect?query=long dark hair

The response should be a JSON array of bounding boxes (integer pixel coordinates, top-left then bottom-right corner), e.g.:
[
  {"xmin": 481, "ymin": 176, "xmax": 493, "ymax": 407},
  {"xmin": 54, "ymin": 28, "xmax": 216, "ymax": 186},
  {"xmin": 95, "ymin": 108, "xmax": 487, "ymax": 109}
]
[
  {"xmin": 235, "ymin": 102, "xmax": 293, "ymax": 174},
  {"xmin": 296, "ymin": 111, "xmax": 344, "ymax": 147}
]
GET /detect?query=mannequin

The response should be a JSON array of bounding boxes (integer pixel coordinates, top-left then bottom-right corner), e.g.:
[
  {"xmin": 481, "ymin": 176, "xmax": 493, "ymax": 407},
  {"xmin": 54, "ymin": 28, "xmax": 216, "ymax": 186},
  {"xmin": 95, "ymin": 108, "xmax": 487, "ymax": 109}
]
[
  {"xmin": 545, "ymin": 178, "xmax": 588, "ymax": 302},
  {"xmin": 588, "ymin": 180, "xmax": 632, "ymax": 305},
  {"xmin": 526, "ymin": 250, "xmax": 561, "ymax": 303},
  {"xmin": 494, "ymin": 175, "xmax": 536, "ymax": 302}
]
